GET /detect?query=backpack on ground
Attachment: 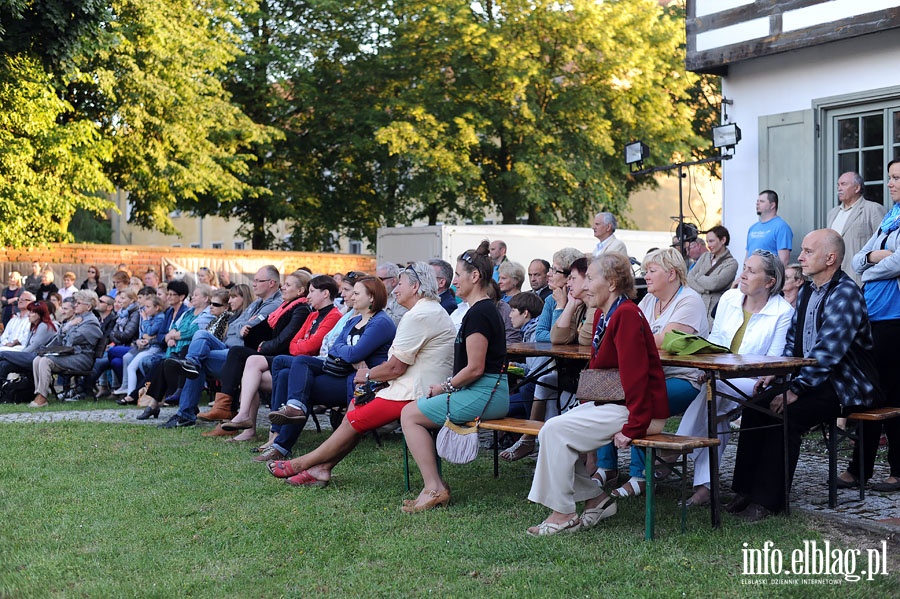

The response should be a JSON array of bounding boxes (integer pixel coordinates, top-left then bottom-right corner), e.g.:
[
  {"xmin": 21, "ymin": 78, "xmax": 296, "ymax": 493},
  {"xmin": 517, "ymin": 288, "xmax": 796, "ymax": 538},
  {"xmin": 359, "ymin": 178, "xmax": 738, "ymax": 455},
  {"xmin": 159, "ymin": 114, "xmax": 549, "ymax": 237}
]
[{"xmin": 0, "ymin": 374, "xmax": 34, "ymax": 404}]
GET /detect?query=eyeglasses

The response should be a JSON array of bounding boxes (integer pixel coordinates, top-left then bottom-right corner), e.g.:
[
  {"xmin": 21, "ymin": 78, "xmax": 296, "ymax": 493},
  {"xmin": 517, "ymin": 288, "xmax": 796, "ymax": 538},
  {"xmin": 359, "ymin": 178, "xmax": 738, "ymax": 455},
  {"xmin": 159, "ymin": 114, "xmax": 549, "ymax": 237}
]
[
  {"xmin": 551, "ymin": 267, "xmax": 569, "ymax": 276},
  {"xmin": 253, "ymin": 278, "xmax": 273, "ymax": 284},
  {"xmin": 211, "ymin": 302, "xmax": 227, "ymax": 308},
  {"xmin": 378, "ymin": 276, "xmax": 394, "ymax": 282}
]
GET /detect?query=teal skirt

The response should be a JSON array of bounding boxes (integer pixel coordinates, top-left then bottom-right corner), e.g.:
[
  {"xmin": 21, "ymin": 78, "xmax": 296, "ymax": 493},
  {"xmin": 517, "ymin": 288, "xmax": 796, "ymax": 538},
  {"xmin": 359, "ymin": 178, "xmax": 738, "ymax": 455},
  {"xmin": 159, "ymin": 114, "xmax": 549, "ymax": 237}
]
[{"xmin": 418, "ymin": 374, "xmax": 509, "ymax": 426}]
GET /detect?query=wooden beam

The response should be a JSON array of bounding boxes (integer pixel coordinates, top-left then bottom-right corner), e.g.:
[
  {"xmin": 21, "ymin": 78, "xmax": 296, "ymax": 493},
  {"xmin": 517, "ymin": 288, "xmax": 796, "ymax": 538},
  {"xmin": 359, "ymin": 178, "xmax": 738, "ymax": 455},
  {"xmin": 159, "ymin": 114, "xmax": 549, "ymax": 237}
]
[{"xmin": 686, "ymin": 8, "xmax": 900, "ymax": 74}]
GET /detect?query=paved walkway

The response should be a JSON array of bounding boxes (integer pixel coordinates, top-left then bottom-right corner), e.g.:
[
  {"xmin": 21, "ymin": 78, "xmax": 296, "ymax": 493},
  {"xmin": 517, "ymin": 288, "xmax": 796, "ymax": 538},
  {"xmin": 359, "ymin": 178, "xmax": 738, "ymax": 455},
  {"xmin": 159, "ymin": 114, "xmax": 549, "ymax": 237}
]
[{"xmin": 2, "ymin": 407, "xmax": 898, "ymax": 534}]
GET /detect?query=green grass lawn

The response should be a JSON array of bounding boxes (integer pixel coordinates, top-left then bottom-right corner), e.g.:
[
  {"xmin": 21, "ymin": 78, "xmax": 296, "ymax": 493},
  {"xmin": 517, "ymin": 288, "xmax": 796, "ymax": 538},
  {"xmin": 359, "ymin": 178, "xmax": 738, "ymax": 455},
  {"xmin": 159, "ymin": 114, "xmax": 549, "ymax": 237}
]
[{"xmin": 0, "ymin": 417, "xmax": 897, "ymax": 598}]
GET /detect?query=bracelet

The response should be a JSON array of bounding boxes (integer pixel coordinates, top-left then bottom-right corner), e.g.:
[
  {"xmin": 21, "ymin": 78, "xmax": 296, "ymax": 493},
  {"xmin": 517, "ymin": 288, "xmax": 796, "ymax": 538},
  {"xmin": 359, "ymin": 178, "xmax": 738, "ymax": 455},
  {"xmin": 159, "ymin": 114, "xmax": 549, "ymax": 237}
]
[{"xmin": 441, "ymin": 377, "xmax": 461, "ymax": 393}]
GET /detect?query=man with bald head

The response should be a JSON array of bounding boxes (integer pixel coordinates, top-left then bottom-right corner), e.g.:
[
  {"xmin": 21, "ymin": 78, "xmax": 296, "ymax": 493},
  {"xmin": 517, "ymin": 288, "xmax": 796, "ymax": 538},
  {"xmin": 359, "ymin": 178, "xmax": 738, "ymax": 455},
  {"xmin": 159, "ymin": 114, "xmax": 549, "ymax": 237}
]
[
  {"xmin": 729, "ymin": 229, "xmax": 880, "ymax": 521},
  {"xmin": 827, "ymin": 171, "xmax": 885, "ymax": 285}
]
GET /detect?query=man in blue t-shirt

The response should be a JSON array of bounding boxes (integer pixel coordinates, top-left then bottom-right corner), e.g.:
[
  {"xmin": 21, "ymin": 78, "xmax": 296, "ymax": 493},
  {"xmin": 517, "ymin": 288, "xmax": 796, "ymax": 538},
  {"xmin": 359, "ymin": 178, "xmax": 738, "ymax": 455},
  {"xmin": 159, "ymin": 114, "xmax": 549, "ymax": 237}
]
[{"xmin": 746, "ymin": 189, "xmax": 793, "ymax": 266}]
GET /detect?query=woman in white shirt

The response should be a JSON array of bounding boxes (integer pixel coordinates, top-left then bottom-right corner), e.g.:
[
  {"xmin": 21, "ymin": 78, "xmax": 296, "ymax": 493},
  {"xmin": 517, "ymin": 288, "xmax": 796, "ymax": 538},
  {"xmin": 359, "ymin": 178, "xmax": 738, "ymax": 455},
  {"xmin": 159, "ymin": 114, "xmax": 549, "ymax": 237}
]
[{"xmin": 674, "ymin": 249, "xmax": 794, "ymax": 506}]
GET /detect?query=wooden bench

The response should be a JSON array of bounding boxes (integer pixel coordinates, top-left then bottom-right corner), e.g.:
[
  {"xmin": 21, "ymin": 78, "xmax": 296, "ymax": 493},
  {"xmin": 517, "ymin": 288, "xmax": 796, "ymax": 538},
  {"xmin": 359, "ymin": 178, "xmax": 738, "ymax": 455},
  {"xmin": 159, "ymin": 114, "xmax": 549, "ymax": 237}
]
[
  {"xmin": 478, "ymin": 418, "xmax": 544, "ymax": 478},
  {"xmin": 632, "ymin": 433, "xmax": 721, "ymax": 540},
  {"xmin": 826, "ymin": 407, "xmax": 900, "ymax": 507}
]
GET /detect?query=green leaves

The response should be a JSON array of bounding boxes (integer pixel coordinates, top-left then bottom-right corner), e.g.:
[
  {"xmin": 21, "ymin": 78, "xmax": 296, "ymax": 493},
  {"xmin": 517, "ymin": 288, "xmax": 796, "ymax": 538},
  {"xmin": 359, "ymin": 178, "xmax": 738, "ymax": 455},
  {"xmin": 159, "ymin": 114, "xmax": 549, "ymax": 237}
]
[{"xmin": 0, "ymin": 54, "xmax": 113, "ymax": 247}]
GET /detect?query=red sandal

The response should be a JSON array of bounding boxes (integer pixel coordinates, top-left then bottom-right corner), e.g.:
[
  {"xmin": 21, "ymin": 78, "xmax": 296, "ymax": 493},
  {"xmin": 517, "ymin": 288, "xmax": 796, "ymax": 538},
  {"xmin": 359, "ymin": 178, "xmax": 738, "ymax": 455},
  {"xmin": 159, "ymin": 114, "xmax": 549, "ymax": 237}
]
[
  {"xmin": 286, "ymin": 470, "xmax": 329, "ymax": 488},
  {"xmin": 267, "ymin": 460, "xmax": 299, "ymax": 478}
]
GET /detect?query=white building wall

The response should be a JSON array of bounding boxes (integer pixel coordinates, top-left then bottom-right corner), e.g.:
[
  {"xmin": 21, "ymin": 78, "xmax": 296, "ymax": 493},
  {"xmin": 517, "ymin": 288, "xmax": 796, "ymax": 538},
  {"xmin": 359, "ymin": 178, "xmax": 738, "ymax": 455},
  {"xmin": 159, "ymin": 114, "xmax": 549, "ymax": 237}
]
[{"xmin": 721, "ymin": 28, "xmax": 897, "ymax": 261}]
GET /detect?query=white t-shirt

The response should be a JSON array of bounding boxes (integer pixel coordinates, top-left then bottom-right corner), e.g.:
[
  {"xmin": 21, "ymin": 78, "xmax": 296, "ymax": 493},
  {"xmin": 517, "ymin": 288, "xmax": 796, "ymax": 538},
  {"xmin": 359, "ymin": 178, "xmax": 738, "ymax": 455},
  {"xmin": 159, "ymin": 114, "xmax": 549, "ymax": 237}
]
[{"xmin": 638, "ymin": 285, "xmax": 708, "ymax": 385}]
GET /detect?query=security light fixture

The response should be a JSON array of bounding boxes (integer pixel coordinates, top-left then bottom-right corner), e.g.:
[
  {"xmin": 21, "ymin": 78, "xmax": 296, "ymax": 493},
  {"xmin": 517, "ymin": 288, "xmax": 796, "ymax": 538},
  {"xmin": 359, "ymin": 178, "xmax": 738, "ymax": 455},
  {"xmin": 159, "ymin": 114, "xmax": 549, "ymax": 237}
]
[
  {"xmin": 712, "ymin": 123, "xmax": 742, "ymax": 150},
  {"xmin": 624, "ymin": 140, "xmax": 650, "ymax": 171}
]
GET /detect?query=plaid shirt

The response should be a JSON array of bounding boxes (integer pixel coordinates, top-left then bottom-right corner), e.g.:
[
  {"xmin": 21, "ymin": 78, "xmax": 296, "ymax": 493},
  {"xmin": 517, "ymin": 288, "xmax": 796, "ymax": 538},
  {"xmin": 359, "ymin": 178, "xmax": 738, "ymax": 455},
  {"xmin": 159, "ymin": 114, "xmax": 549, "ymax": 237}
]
[{"xmin": 787, "ymin": 270, "xmax": 880, "ymax": 410}]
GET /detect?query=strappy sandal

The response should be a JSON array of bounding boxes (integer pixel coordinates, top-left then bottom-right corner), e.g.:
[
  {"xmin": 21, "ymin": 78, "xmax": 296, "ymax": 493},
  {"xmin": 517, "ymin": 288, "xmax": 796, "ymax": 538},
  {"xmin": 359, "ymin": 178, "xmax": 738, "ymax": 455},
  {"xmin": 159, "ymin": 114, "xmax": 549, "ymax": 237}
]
[
  {"xmin": 591, "ymin": 468, "xmax": 618, "ymax": 488},
  {"xmin": 267, "ymin": 460, "xmax": 300, "ymax": 479},
  {"xmin": 285, "ymin": 470, "xmax": 329, "ymax": 488},
  {"xmin": 610, "ymin": 476, "xmax": 645, "ymax": 498},
  {"xmin": 526, "ymin": 516, "xmax": 581, "ymax": 537},
  {"xmin": 579, "ymin": 496, "xmax": 617, "ymax": 530},
  {"xmin": 499, "ymin": 438, "xmax": 535, "ymax": 462}
]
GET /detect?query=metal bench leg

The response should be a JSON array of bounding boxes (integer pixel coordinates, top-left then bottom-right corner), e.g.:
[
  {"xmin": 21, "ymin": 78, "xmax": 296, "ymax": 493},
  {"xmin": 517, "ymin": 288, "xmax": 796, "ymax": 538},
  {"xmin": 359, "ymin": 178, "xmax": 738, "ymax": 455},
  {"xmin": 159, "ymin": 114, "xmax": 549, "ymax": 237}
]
[
  {"xmin": 403, "ymin": 437, "xmax": 410, "ymax": 491},
  {"xmin": 857, "ymin": 423, "xmax": 865, "ymax": 502},
  {"xmin": 493, "ymin": 430, "xmax": 499, "ymax": 478},
  {"xmin": 680, "ymin": 452, "xmax": 688, "ymax": 534},
  {"xmin": 828, "ymin": 420, "xmax": 837, "ymax": 508},
  {"xmin": 645, "ymin": 446, "xmax": 655, "ymax": 541}
]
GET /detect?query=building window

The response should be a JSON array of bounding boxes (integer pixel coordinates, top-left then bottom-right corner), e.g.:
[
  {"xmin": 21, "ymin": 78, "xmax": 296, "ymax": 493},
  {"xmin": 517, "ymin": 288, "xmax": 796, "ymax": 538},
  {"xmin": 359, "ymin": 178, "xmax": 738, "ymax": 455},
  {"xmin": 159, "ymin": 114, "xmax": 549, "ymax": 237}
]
[
  {"xmin": 233, "ymin": 240, "xmax": 245, "ymax": 250},
  {"xmin": 829, "ymin": 101, "xmax": 900, "ymax": 205},
  {"xmin": 349, "ymin": 240, "xmax": 363, "ymax": 254},
  {"xmin": 211, "ymin": 242, "xmax": 223, "ymax": 250},
  {"xmin": 190, "ymin": 243, "xmax": 201, "ymax": 249},
  {"xmin": 171, "ymin": 243, "xmax": 182, "ymax": 248}
]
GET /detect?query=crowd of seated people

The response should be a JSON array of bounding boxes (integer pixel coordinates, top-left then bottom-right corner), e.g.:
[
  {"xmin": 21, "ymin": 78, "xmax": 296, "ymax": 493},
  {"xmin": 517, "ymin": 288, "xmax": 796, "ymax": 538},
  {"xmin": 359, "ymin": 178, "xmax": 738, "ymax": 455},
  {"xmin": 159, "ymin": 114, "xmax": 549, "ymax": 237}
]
[{"xmin": 3, "ymin": 205, "xmax": 898, "ymax": 529}]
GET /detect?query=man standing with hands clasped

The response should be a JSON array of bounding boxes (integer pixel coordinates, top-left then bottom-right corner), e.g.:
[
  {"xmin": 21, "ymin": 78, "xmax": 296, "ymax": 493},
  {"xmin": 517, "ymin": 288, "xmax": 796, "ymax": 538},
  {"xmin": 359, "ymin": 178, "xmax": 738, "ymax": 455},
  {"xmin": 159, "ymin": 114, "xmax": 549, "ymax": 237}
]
[{"xmin": 728, "ymin": 229, "xmax": 880, "ymax": 521}]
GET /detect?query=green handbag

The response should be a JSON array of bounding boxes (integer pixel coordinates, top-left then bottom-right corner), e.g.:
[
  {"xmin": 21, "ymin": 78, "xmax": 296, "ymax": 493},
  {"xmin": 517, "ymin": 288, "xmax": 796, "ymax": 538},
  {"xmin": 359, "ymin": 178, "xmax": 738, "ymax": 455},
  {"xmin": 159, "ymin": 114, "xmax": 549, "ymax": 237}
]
[{"xmin": 661, "ymin": 330, "xmax": 730, "ymax": 356}]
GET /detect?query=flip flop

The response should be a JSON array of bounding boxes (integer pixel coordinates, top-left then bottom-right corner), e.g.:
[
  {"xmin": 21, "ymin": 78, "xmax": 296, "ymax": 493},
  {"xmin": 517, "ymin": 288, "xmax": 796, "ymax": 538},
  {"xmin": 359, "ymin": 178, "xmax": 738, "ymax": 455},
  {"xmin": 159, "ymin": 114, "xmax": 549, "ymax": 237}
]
[
  {"xmin": 268, "ymin": 460, "xmax": 300, "ymax": 479},
  {"xmin": 286, "ymin": 470, "xmax": 329, "ymax": 488},
  {"xmin": 221, "ymin": 417, "xmax": 254, "ymax": 431},
  {"xmin": 526, "ymin": 516, "xmax": 581, "ymax": 537}
]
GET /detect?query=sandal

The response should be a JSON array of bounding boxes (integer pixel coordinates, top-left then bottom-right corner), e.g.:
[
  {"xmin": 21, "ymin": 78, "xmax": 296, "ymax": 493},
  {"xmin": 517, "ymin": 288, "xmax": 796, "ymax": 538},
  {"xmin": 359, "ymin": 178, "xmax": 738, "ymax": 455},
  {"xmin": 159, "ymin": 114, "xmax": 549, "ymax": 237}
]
[
  {"xmin": 579, "ymin": 496, "xmax": 617, "ymax": 530},
  {"xmin": 268, "ymin": 460, "xmax": 300, "ymax": 479},
  {"xmin": 526, "ymin": 516, "xmax": 581, "ymax": 537},
  {"xmin": 591, "ymin": 468, "xmax": 618, "ymax": 488},
  {"xmin": 499, "ymin": 438, "xmax": 535, "ymax": 462},
  {"xmin": 610, "ymin": 477, "xmax": 645, "ymax": 499},
  {"xmin": 286, "ymin": 470, "xmax": 329, "ymax": 488},
  {"xmin": 653, "ymin": 459, "xmax": 676, "ymax": 481}
]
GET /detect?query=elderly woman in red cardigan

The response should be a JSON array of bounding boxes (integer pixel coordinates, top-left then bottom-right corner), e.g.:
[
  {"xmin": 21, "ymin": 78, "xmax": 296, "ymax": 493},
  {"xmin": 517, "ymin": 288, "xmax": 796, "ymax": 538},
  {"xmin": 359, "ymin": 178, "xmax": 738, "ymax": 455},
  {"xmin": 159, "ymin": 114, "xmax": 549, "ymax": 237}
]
[{"xmin": 526, "ymin": 253, "xmax": 669, "ymax": 536}]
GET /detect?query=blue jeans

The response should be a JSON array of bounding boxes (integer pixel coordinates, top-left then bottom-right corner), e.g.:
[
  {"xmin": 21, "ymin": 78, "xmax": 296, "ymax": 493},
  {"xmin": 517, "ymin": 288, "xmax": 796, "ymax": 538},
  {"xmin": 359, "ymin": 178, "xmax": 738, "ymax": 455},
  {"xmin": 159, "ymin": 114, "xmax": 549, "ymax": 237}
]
[
  {"xmin": 507, "ymin": 381, "xmax": 535, "ymax": 420},
  {"xmin": 595, "ymin": 377, "xmax": 698, "ymax": 479},
  {"xmin": 270, "ymin": 355, "xmax": 350, "ymax": 456},
  {"xmin": 175, "ymin": 339, "xmax": 230, "ymax": 422}
]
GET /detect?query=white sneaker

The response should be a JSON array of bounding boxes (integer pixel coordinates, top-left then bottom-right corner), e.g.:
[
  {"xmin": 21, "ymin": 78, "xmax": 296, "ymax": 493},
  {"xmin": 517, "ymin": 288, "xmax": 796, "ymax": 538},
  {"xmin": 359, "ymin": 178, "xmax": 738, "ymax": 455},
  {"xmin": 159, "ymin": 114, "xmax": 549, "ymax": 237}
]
[{"xmin": 112, "ymin": 387, "xmax": 128, "ymax": 395}]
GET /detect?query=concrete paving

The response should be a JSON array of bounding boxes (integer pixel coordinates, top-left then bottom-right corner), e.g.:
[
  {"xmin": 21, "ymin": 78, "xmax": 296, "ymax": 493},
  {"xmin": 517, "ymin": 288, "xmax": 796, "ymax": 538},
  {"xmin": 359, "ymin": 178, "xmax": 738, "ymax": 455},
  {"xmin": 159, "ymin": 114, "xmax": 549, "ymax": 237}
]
[{"xmin": 2, "ymin": 406, "xmax": 897, "ymax": 534}]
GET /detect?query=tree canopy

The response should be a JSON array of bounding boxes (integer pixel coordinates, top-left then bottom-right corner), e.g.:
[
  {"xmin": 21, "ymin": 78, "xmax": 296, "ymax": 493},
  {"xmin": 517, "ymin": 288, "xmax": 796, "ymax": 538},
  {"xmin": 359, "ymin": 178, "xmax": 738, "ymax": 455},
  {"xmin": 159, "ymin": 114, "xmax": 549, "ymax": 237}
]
[{"xmin": 0, "ymin": 0, "xmax": 716, "ymax": 250}]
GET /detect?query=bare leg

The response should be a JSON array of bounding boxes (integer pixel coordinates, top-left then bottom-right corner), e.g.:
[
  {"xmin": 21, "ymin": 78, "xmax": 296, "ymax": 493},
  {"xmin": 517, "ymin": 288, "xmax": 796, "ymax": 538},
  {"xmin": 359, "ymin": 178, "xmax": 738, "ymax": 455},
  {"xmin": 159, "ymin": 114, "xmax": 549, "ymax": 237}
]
[
  {"xmin": 232, "ymin": 392, "xmax": 261, "ymax": 441},
  {"xmin": 233, "ymin": 355, "xmax": 268, "ymax": 421},
  {"xmin": 400, "ymin": 402, "xmax": 446, "ymax": 506},
  {"xmin": 287, "ymin": 417, "xmax": 363, "ymax": 481}
]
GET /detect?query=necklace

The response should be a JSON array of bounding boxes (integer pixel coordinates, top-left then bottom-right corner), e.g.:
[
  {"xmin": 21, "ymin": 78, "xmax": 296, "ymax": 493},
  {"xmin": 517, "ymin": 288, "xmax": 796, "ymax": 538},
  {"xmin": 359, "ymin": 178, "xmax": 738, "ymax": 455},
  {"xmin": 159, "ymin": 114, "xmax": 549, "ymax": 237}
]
[{"xmin": 657, "ymin": 286, "xmax": 681, "ymax": 315}]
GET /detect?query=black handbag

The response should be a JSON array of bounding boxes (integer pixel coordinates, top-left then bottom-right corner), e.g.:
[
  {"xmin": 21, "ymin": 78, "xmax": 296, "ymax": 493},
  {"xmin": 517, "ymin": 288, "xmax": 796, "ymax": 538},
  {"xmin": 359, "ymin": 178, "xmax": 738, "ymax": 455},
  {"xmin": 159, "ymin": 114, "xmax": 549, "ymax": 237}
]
[
  {"xmin": 322, "ymin": 355, "xmax": 356, "ymax": 378},
  {"xmin": 36, "ymin": 345, "xmax": 75, "ymax": 357}
]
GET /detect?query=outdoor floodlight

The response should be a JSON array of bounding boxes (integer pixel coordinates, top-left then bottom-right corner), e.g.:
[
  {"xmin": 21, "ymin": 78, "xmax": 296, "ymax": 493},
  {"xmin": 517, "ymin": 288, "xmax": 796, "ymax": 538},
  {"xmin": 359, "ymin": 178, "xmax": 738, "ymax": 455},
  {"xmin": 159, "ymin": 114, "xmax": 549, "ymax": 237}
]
[
  {"xmin": 712, "ymin": 123, "xmax": 742, "ymax": 150},
  {"xmin": 624, "ymin": 141, "xmax": 650, "ymax": 170}
]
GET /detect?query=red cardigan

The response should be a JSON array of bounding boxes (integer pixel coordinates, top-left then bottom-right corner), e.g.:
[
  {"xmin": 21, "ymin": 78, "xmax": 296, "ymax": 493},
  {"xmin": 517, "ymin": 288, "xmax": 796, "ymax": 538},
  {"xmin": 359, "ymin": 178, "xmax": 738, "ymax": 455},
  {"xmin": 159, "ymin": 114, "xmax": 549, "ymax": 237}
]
[{"xmin": 589, "ymin": 300, "xmax": 668, "ymax": 439}]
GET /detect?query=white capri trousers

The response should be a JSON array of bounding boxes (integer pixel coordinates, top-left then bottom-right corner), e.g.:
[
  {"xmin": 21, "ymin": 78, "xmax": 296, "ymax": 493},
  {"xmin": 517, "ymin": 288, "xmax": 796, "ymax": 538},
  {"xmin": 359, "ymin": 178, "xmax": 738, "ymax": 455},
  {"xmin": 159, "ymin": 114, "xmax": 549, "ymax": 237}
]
[
  {"xmin": 528, "ymin": 401, "xmax": 630, "ymax": 514},
  {"xmin": 675, "ymin": 377, "xmax": 755, "ymax": 489}
]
